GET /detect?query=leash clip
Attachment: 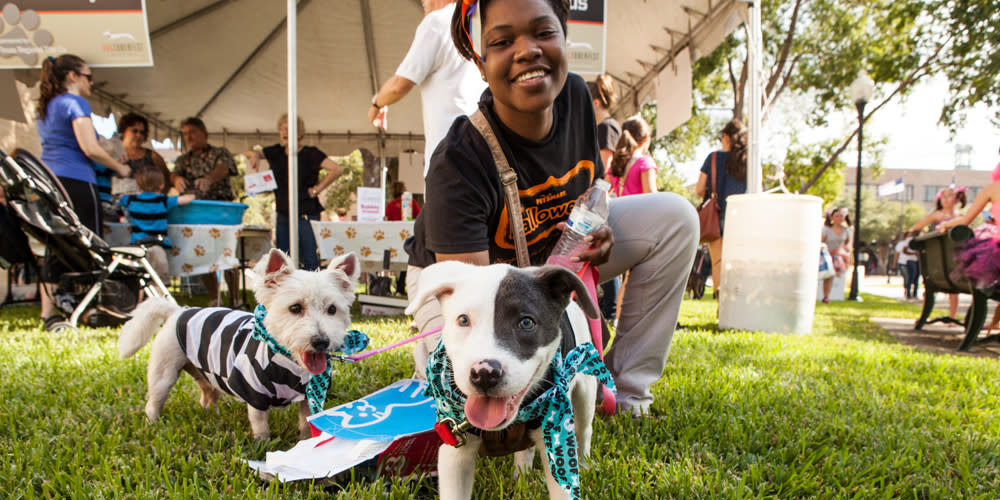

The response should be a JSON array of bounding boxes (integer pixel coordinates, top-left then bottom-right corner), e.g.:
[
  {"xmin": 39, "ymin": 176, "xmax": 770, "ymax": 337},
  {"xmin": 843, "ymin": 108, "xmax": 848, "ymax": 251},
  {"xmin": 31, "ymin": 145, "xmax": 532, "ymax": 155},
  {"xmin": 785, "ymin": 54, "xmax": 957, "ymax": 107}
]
[
  {"xmin": 435, "ymin": 417, "xmax": 472, "ymax": 448},
  {"xmin": 328, "ymin": 354, "xmax": 355, "ymax": 364}
]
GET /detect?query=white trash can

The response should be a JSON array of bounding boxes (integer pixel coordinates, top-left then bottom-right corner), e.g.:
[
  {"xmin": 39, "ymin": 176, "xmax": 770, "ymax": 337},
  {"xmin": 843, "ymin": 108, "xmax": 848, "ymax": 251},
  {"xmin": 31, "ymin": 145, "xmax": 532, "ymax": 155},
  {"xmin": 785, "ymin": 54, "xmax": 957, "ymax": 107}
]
[{"xmin": 718, "ymin": 193, "xmax": 823, "ymax": 334}]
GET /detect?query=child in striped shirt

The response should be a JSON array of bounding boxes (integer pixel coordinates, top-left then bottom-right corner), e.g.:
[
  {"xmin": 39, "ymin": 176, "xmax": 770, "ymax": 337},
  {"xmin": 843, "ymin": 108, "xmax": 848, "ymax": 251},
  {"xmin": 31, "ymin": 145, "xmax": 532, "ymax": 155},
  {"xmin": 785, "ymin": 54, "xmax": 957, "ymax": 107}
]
[{"xmin": 118, "ymin": 167, "xmax": 194, "ymax": 281}]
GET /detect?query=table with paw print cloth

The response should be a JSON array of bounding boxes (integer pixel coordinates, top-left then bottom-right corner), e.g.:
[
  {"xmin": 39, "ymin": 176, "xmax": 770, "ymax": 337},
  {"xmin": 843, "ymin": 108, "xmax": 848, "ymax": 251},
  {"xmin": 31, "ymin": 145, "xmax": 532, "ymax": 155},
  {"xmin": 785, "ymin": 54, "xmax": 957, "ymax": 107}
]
[
  {"xmin": 310, "ymin": 221, "xmax": 414, "ymax": 273},
  {"xmin": 103, "ymin": 222, "xmax": 255, "ymax": 277}
]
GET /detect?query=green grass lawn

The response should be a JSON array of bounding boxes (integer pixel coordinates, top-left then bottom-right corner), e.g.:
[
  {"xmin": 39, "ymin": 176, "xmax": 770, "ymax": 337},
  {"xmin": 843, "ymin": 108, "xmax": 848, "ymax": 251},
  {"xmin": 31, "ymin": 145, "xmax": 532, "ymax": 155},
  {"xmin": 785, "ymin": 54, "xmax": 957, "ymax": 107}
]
[{"xmin": 1, "ymin": 292, "xmax": 998, "ymax": 499}]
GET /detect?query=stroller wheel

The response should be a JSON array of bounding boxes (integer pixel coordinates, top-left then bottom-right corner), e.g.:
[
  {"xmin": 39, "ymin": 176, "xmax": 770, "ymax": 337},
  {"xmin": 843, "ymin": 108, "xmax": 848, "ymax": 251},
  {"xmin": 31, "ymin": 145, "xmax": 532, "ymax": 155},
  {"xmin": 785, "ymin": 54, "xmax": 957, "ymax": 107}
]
[{"xmin": 43, "ymin": 315, "xmax": 72, "ymax": 332}]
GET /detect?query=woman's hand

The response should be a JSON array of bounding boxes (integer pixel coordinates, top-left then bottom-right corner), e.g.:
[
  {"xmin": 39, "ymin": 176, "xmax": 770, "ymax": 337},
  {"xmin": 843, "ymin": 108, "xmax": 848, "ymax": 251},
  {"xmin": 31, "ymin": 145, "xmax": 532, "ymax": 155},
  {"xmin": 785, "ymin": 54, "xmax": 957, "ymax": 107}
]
[
  {"xmin": 558, "ymin": 223, "xmax": 614, "ymax": 267},
  {"xmin": 307, "ymin": 186, "xmax": 319, "ymax": 198}
]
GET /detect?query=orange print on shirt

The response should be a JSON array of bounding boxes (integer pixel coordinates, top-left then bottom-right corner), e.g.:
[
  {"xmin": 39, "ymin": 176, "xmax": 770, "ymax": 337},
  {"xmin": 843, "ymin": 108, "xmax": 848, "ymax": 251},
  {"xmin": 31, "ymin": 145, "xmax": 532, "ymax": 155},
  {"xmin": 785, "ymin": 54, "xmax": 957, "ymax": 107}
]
[{"xmin": 493, "ymin": 160, "xmax": 595, "ymax": 251}]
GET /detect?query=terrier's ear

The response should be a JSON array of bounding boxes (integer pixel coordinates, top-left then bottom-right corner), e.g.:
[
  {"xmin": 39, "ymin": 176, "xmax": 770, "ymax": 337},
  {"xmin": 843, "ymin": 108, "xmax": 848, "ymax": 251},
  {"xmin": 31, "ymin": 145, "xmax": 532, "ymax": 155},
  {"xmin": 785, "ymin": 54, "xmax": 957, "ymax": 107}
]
[
  {"xmin": 253, "ymin": 249, "xmax": 295, "ymax": 288},
  {"xmin": 327, "ymin": 252, "xmax": 360, "ymax": 290}
]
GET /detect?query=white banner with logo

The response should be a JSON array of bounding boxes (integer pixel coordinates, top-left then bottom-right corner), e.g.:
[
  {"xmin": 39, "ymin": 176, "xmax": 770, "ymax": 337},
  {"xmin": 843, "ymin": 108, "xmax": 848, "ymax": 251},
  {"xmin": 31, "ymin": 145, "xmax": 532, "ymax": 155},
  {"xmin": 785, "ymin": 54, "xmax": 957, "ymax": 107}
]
[{"xmin": 0, "ymin": 0, "xmax": 153, "ymax": 68}]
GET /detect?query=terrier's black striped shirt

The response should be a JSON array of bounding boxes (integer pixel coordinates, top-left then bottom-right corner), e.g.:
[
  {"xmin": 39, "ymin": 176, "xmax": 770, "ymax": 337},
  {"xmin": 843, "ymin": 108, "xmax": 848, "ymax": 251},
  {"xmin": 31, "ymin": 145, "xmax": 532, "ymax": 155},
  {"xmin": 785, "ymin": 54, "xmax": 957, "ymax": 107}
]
[{"xmin": 175, "ymin": 307, "xmax": 309, "ymax": 411}]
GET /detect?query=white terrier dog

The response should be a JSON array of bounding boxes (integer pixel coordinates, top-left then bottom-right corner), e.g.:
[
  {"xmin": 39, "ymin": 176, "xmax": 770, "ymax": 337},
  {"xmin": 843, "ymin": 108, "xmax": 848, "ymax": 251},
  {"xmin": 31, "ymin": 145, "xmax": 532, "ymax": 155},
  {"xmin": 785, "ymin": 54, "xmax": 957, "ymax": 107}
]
[
  {"xmin": 406, "ymin": 261, "xmax": 613, "ymax": 500},
  {"xmin": 119, "ymin": 249, "xmax": 362, "ymax": 440}
]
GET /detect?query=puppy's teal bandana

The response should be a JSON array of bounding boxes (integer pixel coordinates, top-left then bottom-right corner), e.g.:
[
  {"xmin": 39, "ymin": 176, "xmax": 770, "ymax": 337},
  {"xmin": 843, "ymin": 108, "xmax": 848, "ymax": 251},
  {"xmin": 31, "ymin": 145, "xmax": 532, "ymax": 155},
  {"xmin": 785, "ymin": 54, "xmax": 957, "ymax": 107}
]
[
  {"xmin": 425, "ymin": 338, "xmax": 615, "ymax": 499},
  {"xmin": 252, "ymin": 304, "xmax": 368, "ymax": 414}
]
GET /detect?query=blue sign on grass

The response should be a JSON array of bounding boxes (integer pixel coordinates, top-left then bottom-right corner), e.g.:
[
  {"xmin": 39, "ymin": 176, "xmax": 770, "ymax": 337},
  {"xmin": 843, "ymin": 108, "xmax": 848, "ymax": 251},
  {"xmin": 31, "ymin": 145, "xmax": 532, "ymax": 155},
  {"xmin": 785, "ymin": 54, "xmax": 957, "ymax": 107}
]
[{"xmin": 308, "ymin": 379, "xmax": 436, "ymax": 441}]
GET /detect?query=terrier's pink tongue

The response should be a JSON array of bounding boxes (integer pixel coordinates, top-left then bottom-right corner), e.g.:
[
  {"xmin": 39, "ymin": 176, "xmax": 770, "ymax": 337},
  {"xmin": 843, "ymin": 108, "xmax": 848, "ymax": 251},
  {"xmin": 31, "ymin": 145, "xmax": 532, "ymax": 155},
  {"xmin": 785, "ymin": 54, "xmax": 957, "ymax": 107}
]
[
  {"xmin": 302, "ymin": 352, "xmax": 327, "ymax": 375},
  {"xmin": 465, "ymin": 395, "xmax": 513, "ymax": 429}
]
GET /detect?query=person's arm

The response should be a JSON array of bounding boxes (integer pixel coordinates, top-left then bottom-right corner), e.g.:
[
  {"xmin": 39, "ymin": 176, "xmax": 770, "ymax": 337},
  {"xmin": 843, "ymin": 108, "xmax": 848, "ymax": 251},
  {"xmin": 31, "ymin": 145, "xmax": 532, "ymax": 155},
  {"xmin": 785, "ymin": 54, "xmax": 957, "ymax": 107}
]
[
  {"xmin": 194, "ymin": 163, "xmax": 230, "ymax": 193},
  {"xmin": 72, "ymin": 117, "xmax": 130, "ymax": 177},
  {"xmin": 435, "ymin": 251, "xmax": 490, "ymax": 266},
  {"xmin": 695, "ymin": 172, "xmax": 708, "ymax": 198},
  {"xmin": 177, "ymin": 194, "xmax": 196, "ymax": 205},
  {"xmin": 940, "ymin": 183, "xmax": 998, "ymax": 230},
  {"xmin": 599, "ymin": 149, "xmax": 613, "ymax": 172},
  {"xmin": 368, "ymin": 75, "xmax": 417, "ymax": 129},
  {"xmin": 242, "ymin": 149, "xmax": 262, "ymax": 171},
  {"xmin": 308, "ymin": 158, "xmax": 345, "ymax": 198},
  {"xmin": 640, "ymin": 168, "xmax": 658, "ymax": 194},
  {"xmin": 911, "ymin": 211, "xmax": 940, "ymax": 232}
]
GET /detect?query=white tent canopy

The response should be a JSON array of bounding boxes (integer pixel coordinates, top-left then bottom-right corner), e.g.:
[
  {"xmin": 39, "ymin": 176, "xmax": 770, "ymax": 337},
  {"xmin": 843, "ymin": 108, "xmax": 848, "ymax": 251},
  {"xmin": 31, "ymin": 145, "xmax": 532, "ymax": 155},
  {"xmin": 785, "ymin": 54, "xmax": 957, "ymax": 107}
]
[{"xmin": 3, "ymin": 0, "xmax": 745, "ymax": 159}]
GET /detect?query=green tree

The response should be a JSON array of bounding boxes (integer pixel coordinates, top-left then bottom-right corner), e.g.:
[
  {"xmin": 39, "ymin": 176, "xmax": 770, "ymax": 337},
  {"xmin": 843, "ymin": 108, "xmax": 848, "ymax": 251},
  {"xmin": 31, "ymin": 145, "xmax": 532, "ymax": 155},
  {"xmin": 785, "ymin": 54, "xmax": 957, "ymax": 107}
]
[{"xmin": 321, "ymin": 150, "xmax": 365, "ymax": 213}]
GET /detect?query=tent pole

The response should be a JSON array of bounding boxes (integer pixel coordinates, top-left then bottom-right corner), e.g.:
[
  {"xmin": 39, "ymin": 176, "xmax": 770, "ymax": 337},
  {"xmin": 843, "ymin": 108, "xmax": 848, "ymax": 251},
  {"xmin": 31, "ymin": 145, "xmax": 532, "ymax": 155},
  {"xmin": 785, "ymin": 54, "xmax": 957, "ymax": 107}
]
[
  {"xmin": 746, "ymin": 0, "xmax": 762, "ymax": 193},
  {"xmin": 287, "ymin": 0, "xmax": 299, "ymax": 265}
]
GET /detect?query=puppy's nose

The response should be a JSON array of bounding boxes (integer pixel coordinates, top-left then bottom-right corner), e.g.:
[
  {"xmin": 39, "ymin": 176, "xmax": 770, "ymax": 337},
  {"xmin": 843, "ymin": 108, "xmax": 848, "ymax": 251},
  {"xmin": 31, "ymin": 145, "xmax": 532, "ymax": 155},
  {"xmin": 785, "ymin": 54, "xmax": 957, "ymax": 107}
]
[
  {"xmin": 469, "ymin": 360, "xmax": 503, "ymax": 391},
  {"xmin": 310, "ymin": 336, "xmax": 330, "ymax": 352}
]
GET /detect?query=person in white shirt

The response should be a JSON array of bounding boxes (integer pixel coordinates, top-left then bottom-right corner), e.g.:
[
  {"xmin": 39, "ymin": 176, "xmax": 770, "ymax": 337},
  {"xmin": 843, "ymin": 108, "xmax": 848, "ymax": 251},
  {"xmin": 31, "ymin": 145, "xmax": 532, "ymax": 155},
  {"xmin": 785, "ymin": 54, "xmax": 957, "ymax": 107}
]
[
  {"xmin": 367, "ymin": 0, "xmax": 487, "ymax": 176},
  {"xmin": 894, "ymin": 230, "xmax": 920, "ymax": 299}
]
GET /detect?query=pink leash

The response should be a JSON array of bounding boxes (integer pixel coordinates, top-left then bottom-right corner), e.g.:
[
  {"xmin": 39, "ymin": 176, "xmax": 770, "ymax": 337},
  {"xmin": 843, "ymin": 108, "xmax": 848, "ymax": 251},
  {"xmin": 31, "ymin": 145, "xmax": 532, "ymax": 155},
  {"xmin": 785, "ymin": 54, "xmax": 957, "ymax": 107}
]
[
  {"xmin": 344, "ymin": 325, "xmax": 443, "ymax": 362},
  {"xmin": 575, "ymin": 262, "xmax": 617, "ymax": 415}
]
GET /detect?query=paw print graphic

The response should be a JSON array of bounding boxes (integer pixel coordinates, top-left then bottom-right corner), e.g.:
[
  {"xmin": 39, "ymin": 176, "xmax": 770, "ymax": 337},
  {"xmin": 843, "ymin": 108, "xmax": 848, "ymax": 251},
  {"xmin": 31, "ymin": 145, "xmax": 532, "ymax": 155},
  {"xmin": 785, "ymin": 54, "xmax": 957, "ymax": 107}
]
[
  {"xmin": 182, "ymin": 263, "xmax": 193, "ymax": 274},
  {"xmin": 373, "ymin": 230, "xmax": 385, "ymax": 241},
  {"xmin": 1, "ymin": 4, "xmax": 54, "ymax": 67},
  {"xmin": 170, "ymin": 248, "xmax": 181, "ymax": 257},
  {"xmin": 360, "ymin": 246, "xmax": 371, "ymax": 258},
  {"xmin": 345, "ymin": 227, "xmax": 357, "ymax": 239},
  {"xmin": 399, "ymin": 229, "xmax": 411, "ymax": 240},
  {"xmin": 209, "ymin": 228, "xmax": 221, "ymax": 239},
  {"xmin": 223, "ymin": 248, "xmax": 233, "ymax": 257},
  {"xmin": 182, "ymin": 227, "xmax": 193, "ymax": 238},
  {"xmin": 334, "ymin": 245, "xmax": 344, "ymax": 256},
  {"xmin": 194, "ymin": 245, "xmax": 205, "ymax": 257},
  {"xmin": 209, "ymin": 265, "xmax": 218, "ymax": 273},
  {"xmin": 389, "ymin": 248, "xmax": 398, "ymax": 259},
  {"xmin": 320, "ymin": 228, "xmax": 332, "ymax": 239}
]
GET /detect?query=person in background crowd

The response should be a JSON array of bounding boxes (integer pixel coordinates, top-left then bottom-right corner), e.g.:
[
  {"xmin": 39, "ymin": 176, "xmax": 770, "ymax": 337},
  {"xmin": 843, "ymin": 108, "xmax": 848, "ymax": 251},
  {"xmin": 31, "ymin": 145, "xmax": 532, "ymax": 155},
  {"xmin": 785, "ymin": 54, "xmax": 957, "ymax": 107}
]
[
  {"xmin": 894, "ymin": 230, "xmax": 919, "ymax": 300},
  {"xmin": 244, "ymin": 114, "xmax": 343, "ymax": 270},
  {"xmin": 587, "ymin": 74, "xmax": 622, "ymax": 321},
  {"xmin": 820, "ymin": 208, "xmax": 853, "ymax": 303},
  {"xmin": 119, "ymin": 112, "xmax": 171, "ymax": 194},
  {"xmin": 385, "ymin": 181, "xmax": 421, "ymax": 221},
  {"xmin": 912, "ymin": 185, "xmax": 966, "ymax": 319},
  {"xmin": 368, "ymin": 0, "xmax": 486, "ymax": 176},
  {"xmin": 119, "ymin": 167, "xmax": 195, "ymax": 282},
  {"xmin": 695, "ymin": 119, "xmax": 748, "ymax": 300},
  {"xmin": 35, "ymin": 54, "xmax": 131, "ymax": 330},
  {"xmin": 405, "ymin": 0, "xmax": 698, "ymax": 416},
  {"xmin": 606, "ymin": 115, "xmax": 657, "ymax": 197},
  {"xmin": 171, "ymin": 116, "xmax": 240, "ymax": 306}
]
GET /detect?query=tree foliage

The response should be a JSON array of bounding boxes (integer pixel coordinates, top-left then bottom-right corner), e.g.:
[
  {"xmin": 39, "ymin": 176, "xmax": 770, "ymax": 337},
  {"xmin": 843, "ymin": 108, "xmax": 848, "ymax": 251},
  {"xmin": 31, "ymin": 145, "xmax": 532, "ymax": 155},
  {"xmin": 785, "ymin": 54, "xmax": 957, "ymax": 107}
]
[
  {"xmin": 321, "ymin": 150, "xmax": 365, "ymax": 212},
  {"xmin": 936, "ymin": 0, "xmax": 1000, "ymax": 129},
  {"xmin": 830, "ymin": 188, "xmax": 926, "ymax": 243}
]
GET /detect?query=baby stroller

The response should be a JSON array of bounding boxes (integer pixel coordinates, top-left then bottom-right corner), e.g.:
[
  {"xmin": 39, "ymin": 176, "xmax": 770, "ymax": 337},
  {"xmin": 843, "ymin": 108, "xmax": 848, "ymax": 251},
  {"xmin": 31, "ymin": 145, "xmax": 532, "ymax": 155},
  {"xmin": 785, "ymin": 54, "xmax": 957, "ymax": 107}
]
[
  {"xmin": 686, "ymin": 244, "xmax": 711, "ymax": 300},
  {"xmin": 0, "ymin": 147, "xmax": 173, "ymax": 330}
]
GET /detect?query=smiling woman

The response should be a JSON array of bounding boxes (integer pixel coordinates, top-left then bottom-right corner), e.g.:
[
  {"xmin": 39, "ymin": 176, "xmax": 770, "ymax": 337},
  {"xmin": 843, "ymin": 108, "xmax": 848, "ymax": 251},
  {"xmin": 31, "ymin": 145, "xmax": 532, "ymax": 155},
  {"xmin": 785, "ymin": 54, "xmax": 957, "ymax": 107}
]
[{"xmin": 407, "ymin": 0, "xmax": 699, "ymax": 426}]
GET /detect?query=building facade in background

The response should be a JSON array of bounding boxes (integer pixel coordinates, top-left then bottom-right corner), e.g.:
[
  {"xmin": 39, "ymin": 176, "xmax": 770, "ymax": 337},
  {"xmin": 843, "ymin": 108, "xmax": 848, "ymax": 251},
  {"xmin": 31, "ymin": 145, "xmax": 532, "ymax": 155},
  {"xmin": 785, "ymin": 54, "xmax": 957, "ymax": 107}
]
[{"xmin": 844, "ymin": 167, "xmax": 993, "ymax": 213}]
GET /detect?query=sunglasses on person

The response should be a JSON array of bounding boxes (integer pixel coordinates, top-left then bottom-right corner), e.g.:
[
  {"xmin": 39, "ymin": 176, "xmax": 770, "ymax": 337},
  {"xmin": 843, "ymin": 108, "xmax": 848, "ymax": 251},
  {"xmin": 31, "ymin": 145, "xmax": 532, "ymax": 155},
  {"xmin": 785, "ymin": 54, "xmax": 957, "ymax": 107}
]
[{"xmin": 76, "ymin": 71, "xmax": 93, "ymax": 83}]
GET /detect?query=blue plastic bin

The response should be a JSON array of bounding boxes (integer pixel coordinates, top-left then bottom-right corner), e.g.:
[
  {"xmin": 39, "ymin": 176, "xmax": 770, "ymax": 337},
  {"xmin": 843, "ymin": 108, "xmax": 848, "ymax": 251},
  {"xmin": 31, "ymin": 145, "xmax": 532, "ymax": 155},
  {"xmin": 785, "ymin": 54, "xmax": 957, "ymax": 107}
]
[{"xmin": 167, "ymin": 200, "xmax": 248, "ymax": 225}]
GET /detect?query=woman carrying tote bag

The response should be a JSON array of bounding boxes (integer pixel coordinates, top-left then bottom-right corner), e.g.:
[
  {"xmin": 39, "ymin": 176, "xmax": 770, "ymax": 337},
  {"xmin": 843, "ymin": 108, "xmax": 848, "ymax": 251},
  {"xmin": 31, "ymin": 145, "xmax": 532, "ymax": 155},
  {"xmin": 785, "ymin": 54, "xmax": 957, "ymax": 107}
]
[{"xmin": 695, "ymin": 119, "xmax": 748, "ymax": 299}]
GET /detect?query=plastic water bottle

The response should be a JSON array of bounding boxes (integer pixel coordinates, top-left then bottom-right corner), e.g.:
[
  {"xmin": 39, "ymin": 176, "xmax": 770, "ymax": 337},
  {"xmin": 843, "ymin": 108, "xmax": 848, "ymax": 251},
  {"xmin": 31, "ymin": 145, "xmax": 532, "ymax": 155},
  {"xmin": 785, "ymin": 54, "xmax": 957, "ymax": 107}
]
[
  {"xmin": 546, "ymin": 178, "xmax": 611, "ymax": 272},
  {"xmin": 401, "ymin": 191, "xmax": 413, "ymax": 221}
]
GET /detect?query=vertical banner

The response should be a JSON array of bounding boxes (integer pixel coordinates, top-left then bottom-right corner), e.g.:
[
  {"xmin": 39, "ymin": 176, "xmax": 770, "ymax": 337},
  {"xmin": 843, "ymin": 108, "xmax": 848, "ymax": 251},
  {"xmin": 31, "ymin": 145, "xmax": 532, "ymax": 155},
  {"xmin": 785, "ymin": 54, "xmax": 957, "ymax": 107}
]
[
  {"xmin": 0, "ymin": 1, "xmax": 153, "ymax": 68},
  {"xmin": 566, "ymin": 0, "xmax": 605, "ymax": 75}
]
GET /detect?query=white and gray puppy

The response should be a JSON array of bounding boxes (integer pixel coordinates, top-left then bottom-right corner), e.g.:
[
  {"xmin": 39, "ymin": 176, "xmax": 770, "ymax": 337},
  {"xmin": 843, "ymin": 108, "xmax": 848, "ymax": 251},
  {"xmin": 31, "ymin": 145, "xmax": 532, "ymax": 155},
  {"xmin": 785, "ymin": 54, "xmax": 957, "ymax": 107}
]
[
  {"xmin": 118, "ymin": 249, "xmax": 360, "ymax": 440},
  {"xmin": 406, "ymin": 261, "xmax": 599, "ymax": 500}
]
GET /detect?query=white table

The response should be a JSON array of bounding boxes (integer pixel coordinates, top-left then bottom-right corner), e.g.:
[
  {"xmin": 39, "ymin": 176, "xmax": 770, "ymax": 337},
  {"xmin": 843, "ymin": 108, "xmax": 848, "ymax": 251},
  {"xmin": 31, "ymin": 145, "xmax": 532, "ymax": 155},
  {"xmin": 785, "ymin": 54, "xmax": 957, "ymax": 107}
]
[
  {"xmin": 104, "ymin": 222, "xmax": 245, "ymax": 278},
  {"xmin": 310, "ymin": 221, "xmax": 414, "ymax": 272}
]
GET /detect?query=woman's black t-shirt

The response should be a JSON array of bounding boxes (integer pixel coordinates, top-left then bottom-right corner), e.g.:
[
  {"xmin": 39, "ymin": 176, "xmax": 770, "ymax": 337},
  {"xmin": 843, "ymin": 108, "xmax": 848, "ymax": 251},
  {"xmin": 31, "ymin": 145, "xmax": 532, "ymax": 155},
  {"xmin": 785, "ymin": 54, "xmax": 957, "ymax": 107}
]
[
  {"xmin": 408, "ymin": 73, "xmax": 602, "ymax": 266},
  {"xmin": 263, "ymin": 144, "xmax": 327, "ymax": 216}
]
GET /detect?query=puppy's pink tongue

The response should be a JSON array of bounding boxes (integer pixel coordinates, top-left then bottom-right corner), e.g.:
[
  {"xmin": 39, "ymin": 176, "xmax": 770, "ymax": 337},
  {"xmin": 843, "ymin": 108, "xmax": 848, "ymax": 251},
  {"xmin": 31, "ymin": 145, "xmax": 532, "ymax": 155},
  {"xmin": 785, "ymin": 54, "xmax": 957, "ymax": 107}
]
[
  {"xmin": 302, "ymin": 352, "xmax": 327, "ymax": 375},
  {"xmin": 465, "ymin": 395, "xmax": 515, "ymax": 429}
]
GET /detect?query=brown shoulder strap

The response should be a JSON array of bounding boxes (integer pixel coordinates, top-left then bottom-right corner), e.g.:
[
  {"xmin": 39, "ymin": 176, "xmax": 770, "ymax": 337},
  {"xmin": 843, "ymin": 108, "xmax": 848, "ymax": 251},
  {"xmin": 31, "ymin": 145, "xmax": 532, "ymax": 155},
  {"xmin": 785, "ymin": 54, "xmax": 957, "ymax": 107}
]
[
  {"xmin": 469, "ymin": 110, "xmax": 530, "ymax": 268},
  {"xmin": 711, "ymin": 152, "xmax": 718, "ymax": 199}
]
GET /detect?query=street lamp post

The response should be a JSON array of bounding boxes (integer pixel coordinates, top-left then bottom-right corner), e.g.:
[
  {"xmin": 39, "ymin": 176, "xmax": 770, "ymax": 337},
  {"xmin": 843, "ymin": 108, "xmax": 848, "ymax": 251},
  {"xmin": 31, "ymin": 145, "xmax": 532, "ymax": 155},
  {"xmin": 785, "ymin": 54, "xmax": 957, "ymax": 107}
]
[{"xmin": 848, "ymin": 70, "xmax": 875, "ymax": 301}]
